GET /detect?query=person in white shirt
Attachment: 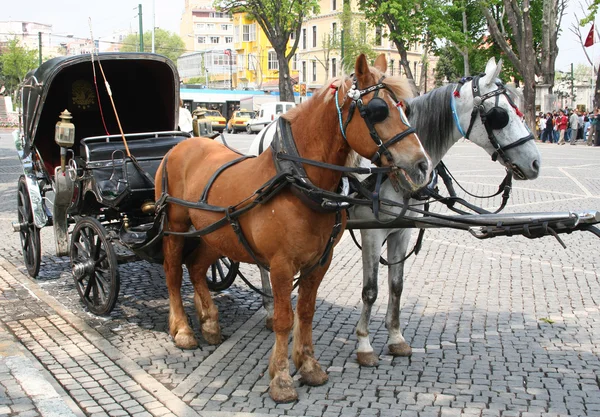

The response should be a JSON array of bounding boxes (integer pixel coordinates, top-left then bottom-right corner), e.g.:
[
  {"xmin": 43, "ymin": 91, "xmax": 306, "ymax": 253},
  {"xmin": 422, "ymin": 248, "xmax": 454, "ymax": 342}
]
[{"xmin": 178, "ymin": 99, "xmax": 193, "ymax": 134}]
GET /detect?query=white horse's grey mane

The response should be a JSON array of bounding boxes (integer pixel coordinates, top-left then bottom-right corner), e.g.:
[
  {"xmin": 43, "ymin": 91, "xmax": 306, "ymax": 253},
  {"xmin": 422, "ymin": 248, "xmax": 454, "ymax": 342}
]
[{"xmin": 405, "ymin": 83, "xmax": 456, "ymax": 162}]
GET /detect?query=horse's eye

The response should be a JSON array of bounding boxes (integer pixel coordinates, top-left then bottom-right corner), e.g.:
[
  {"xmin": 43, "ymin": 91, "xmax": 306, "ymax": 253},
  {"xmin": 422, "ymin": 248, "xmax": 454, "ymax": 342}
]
[{"xmin": 366, "ymin": 98, "xmax": 389, "ymax": 123}]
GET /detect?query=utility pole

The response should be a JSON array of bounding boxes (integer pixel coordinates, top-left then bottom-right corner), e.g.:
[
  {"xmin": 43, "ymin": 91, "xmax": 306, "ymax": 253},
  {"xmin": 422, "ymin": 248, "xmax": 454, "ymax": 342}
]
[
  {"xmin": 38, "ymin": 32, "xmax": 42, "ymax": 65},
  {"xmin": 152, "ymin": 0, "xmax": 155, "ymax": 53},
  {"xmin": 571, "ymin": 62, "xmax": 574, "ymax": 108},
  {"xmin": 138, "ymin": 4, "xmax": 144, "ymax": 52}
]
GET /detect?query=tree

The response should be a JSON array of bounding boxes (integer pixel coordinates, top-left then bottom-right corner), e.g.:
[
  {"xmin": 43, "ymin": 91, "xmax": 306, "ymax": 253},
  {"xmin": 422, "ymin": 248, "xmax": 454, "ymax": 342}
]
[
  {"xmin": 572, "ymin": 0, "xmax": 600, "ymax": 107},
  {"xmin": 340, "ymin": 1, "xmax": 377, "ymax": 73},
  {"xmin": 0, "ymin": 38, "xmax": 38, "ymax": 107},
  {"xmin": 428, "ymin": 0, "xmax": 487, "ymax": 77},
  {"xmin": 119, "ymin": 28, "xmax": 185, "ymax": 63},
  {"xmin": 217, "ymin": 0, "xmax": 319, "ymax": 102},
  {"xmin": 359, "ymin": 0, "xmax": 433, "ymax": 95},
  {"xmin": 480, "ymin": 0, "xmax": 565, "ymax": 133}
]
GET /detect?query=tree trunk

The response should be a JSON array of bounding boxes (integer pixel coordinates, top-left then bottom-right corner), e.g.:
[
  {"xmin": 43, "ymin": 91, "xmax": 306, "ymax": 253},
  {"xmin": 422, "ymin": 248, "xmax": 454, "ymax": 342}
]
[
  {"xmin": 462, "ymin": 10, "xmax": 470, "ymax": 76},
  {"xmin": 541, "ymin": 0, "xmax": 557, "ymax": 92},
  {"xmin": 393, "ymin": 39, "xmax": 419, "ymax": 96},
  {"xmin": 277, "ymin": 50, "xmax": 295, "ymax": 102}
]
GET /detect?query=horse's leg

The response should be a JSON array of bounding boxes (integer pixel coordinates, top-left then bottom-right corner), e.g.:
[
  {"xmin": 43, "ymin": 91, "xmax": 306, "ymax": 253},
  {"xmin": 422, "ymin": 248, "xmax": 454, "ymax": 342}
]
[
  {"xmin": 186, "ymin": 245, "xmax": 222, "ymax": 345},
  {"xmin": 292, "ymin": 264, "xmax": 328, "ymax": 387},
  {"xmin": 356, "ymin": 229, "xmax": 387, "ymax": 367},
  {"xmin": 164, "ymin": 231, "xmax": 197, "ymax": 349},
  {"xmin": 267, "ymin": 259, "xmax": 297, "ymax": 403},
  {"xmin": 259, "ymin": 267, "xmax": 274, "ymax": 330},
  {"xmin": 385, "ymin": 229, "xmax": 412, "ymax": 357}
]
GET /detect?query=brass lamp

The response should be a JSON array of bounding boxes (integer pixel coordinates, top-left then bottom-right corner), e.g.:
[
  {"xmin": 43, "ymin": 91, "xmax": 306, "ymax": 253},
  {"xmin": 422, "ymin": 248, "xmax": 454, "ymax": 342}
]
[{"xmin": 55, "ymin": 109, "xmax": 75, "ymax": 172}]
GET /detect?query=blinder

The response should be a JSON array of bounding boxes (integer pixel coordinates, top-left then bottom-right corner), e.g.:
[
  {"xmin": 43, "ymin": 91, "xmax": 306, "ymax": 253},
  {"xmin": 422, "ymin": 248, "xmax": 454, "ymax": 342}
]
[
  {"xmin": 364, "ymin": 97, "xmax": 389, "ymax": 124},
  {"xmin": 483, "ymin": 106, "xmax": 509, "ymax": 130}
]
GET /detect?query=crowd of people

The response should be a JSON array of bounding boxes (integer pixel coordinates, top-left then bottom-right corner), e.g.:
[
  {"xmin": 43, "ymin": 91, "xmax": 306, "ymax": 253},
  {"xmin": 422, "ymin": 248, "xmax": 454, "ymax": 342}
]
[{"xmin": 536, "ymin": 108, "xmax": 600, "ymax": 146}]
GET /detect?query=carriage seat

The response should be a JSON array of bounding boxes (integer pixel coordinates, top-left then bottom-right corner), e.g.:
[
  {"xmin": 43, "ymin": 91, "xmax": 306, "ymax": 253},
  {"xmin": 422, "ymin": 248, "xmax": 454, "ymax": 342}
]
[{"xmin": 81, "ymin": 135, "xmax": 188, "ymax": 163}]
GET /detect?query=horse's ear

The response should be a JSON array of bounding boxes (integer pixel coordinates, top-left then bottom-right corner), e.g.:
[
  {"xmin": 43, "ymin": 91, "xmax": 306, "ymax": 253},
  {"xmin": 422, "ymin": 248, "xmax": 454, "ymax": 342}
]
[
  {"xmin": 374, "ymin": 54, "xmax": 387, "ymax": 73},
  {"xmin": 355, "ymin": 54, "xmax": 369, "ymax": 79},
  {"xmin": 482, "ymin": 57, "xmax": 502, "ymax": 86}
]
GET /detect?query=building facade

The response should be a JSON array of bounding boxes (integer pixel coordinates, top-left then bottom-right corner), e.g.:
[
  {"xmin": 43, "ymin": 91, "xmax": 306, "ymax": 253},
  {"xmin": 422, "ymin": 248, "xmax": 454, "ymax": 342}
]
[
  {"xmin": 178, "ymin": 49, "xmax": 237, "ymax": 88},
  {"xmin": 180, "ymin": 0, "xmax": 234, "ymax": 54},
  {"xmin": 0, "ymin": 21, "xmax": 53, "ymax": 57}
]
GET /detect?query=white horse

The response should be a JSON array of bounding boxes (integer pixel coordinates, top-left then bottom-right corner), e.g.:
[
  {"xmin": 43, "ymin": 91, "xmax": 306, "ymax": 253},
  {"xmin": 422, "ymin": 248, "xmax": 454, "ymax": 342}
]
[{"xmin": 249, "ymin": 58, "xmax": 542, "ymax": 365}]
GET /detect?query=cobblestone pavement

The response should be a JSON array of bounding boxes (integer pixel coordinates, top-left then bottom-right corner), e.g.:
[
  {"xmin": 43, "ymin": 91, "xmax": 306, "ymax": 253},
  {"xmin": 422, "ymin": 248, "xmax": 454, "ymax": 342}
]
[{"xmin": 1, "ymin": 129, "xmax": 599, "ymax": 417}]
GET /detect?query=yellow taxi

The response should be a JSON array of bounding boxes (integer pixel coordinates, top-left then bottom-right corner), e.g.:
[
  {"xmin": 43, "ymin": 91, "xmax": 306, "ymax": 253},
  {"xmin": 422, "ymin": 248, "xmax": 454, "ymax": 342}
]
[
  {"xmin": 226, "ymin": 109, "xmax": 255, "ymax": 133},
  {"xmin": 202, "ymin": 109, "xmax": 227, "ymax": 131}
]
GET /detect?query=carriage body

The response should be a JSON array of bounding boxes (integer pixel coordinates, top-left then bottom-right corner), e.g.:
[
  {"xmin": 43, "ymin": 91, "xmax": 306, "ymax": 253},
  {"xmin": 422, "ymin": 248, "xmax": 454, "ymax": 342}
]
[{"xmin": 13, "ymin": 53, "xmax": 237, "ymax": 315}]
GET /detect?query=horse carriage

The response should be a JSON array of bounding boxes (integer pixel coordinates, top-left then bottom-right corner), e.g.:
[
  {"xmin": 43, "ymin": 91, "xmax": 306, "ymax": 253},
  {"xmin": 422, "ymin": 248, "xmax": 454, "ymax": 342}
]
[
  {"xmin": 12, "ymin": 52, "xmax": 600, "ymax": 402},
  {"xmin": 12, "ymin": 53, "xmax": 238, "ymax": 315}
]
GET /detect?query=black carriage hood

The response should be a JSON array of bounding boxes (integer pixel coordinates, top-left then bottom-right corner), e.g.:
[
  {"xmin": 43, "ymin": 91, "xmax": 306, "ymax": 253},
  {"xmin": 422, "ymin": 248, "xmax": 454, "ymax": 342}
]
[{"xmin": 20, "ymin": 52, "xmax": 180, "ymax": 153}]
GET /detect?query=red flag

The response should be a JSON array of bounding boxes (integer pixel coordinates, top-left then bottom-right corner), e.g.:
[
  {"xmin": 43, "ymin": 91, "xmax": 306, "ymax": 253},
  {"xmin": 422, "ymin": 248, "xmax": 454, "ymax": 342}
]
[{"xmin": 585, "ymin": 23, "xmax": 595, "ymax": 47}]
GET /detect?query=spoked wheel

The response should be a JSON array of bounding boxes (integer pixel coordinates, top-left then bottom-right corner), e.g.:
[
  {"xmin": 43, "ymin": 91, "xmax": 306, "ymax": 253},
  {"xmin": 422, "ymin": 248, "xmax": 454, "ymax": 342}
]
[
  {"xmin": 70, "ymin": 217, "xmax": 120, "ymax": 315},
  {"xmin": 17, "ymin": 176, "xmax": 41, "ymax": 278},
  {"xmin": 206, "ymin": 257, "xmax": 239, "ymax": 291}
]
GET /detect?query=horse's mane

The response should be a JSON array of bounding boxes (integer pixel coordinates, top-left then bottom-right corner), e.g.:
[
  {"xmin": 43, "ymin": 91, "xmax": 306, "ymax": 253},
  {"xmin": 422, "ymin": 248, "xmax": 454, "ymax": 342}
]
[{"xmin": 405, "ymin": 83, "xmax": 456, "ymax": 162}]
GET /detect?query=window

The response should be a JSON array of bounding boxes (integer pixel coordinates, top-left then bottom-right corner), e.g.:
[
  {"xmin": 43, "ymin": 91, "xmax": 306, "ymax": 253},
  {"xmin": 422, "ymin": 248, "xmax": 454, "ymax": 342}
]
[
  {"xmin": 248, "ymin": 53, "xmax": 257, "ymax": 70},
  {"xmin": 332, "ymin": 0, "xmax": 337, "ymax": 10},
  {"xmin": 197, "ymin": 36, "xmax": 206, "ymax": 44},
  {"xmin": 332, "ymin": 22, "xmax": 337, "ymax": 42},
  {"xmin": 359, "ymin": 22, "xmax": 367, "ymax": 44},
  {"xmin": 292, "ymin": 54, "xmax": 298, "ymax": 70},
  {"xmin": 234, "ymin": 26, "xmax": 240, "ymax": 42},
  {"xmin": 221, "ymin": 24, "xmax": 230, "ymax": 31},
  {"xmin": 210, "ymin": 36, "xmax": 220, "ymax": 44},
  {"xmin": 275, "ymin": 104, "xmax": 284, "ymax": 114},
  {"xmin": 237, "ymin": 54, "xmax": 245, "ymax": 71},
  {"xmin": 225, "ymin": 36, "xmax": 233, "ymax": 43},
  {"xmin": 243, "ymin": 24, "xmax": 256, "ymax": 41},
  {"xmin": 209, "ymin": 12, "xmax": 229, "ymax": 18},
  {"xmin": 206, "ymin": 24, "xmax": 215, "ymax": 31},
  {"xmin": 312, "ymin": 61, "xmax": 317, "ymax": 82},
  {"xmin": 389, "ymin": 59, "xmax": 394, "ymax": 76},
  {"xmin": 268, "ymin": 51, "xmax": 279, "ymax": 70},
  {"xmin": 302, "ymin": 61, "xmax": 306, "ymax": 82},
  {"xmin": 195, "ymin": 23, "xmax": 205, "ymax": 31},
  {"xmin": 290, "ymin": 31, "xmax": 295, "ymax": 40},
  {"xmin": 312, "ymin": 26, "xmax": 317, "ymax": 48},
  {"xmin": 375, "ymin": 26, "xmax": 382, "ymax": 46},
  {"xmin": 331, "ymin": 58, "xmax": 336, "ymax": 77},
  {"xmin": 302, "ymin": 28, "xmax": 307, "ymax": 49}
]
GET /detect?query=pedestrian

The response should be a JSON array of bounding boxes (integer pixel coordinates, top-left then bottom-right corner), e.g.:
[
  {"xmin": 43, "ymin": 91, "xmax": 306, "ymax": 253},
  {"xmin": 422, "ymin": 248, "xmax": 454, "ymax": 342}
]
[
  {"xmin": 556, "ymin": 109, "xmax": 568, "ymax": 145},
  {"xmin": 578, "ymin": 111, "xmax": 585, "ymax": 140},
  {"xmin": 178, "ymin": 99, "xmax": 193, "ymax": 134},
  {"xmin": 537, "ymin": 113, "xmax": 546, "ymax": 140},
  {"xmin": 569, "ymin": 110, "xmax": 579, "ymax": 145},
  {"xmin": 542, "ymin": 112, "xmax": 554, "ymax": 143},
  {"xmin": 588, "ymin": 108, "xmax": 599, "ymax": 146}
]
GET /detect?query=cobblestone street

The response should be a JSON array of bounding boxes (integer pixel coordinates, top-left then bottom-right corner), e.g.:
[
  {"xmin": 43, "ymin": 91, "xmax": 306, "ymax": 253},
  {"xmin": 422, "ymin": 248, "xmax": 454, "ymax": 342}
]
[{"xmin": 1, "ymin": 129, "xmax": 599, "ymax": 417}]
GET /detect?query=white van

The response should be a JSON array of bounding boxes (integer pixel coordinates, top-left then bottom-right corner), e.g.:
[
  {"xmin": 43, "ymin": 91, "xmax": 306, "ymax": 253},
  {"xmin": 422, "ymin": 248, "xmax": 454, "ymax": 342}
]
[{"xmin": 246, "ymin": 101, "xmax": 296, "ymax": 133}]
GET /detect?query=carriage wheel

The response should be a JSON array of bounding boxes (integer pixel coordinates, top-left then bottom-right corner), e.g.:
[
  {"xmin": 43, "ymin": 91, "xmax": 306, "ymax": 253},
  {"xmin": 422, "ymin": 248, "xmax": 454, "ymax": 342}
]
[
  {"xmin": 206, "ymin": 257, "xmax": 239, "ymax": 291},
  {"xmin": 70, "ymin": 217, "xmax": 120, "ymax": 315},
  {"xmin": 17, "ymin": 176, "xmax": 41, "ymax": 278}
]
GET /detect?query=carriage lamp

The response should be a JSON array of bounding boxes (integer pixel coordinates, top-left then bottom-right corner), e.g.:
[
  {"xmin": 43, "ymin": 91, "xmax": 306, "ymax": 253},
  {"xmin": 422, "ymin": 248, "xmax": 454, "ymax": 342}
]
[{"xmin": 55, "ymin": 109, "xmax": 75, "ymax": 172}]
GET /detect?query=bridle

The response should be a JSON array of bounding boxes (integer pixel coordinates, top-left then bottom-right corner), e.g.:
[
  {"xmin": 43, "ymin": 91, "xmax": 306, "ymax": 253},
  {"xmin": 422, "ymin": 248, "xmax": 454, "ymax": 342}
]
[
  {"xmin": 452, "ymin": 75, "xmax": 534, "ymax": 179},
  {"xmin": 334, "ymin": 75, "xmax": 416, "ymax": 166}
]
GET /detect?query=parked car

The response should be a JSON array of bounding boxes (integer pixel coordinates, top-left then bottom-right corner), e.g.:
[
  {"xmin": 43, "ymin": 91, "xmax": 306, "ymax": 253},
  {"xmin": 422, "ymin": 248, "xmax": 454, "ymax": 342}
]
[
  {"xmin": 246, "ymin": 102, "xmax": 295, "ymax": 133},
  {"xmin": 198, "ymin": 108, "xmax": 227, "ymax": 131},
  {"xmin": 226, "ymin": 110, "xmax": 255, "ymax": 133}
]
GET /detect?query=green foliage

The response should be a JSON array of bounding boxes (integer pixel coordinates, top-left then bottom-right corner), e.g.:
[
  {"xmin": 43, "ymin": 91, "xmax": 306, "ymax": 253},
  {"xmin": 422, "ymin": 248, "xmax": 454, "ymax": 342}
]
[
  {"xmin": 340, "ymin": 5, "xmax": 377, "ymax": 72},
  {"xmin": 119, "ymin": 28, "xmax": 185, "ymax": 62},
  {"xmin": 0, "ymin": 38, "xmax": 38, "ymax": 102}
]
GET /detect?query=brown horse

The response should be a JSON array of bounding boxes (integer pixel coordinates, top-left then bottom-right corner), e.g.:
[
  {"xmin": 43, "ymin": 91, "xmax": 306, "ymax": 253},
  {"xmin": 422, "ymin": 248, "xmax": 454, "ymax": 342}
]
[{"xmin": 154, "ymin": 54, "xmax": 431, "ymax": 403}]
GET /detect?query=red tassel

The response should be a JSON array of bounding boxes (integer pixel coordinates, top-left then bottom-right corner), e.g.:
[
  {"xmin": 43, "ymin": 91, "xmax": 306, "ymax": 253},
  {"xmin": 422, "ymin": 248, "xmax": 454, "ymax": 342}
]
[
  {"xmin": 453, "ymin": 90, "xmax": 460, "ymax": 97},
  {"xmin": 515, "ymin": 107, "xmax": 523, "ymax": 118}
]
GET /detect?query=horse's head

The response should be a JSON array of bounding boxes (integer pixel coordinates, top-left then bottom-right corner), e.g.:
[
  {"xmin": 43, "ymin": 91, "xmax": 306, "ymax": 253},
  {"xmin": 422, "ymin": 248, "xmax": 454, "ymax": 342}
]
[
  {"xmin": 454, "ymin": 58, "xmax": 541, "ymax": 180},
  {"xmin": 336, "ymin": 54, "xmax": 431, "ymax": 192}
]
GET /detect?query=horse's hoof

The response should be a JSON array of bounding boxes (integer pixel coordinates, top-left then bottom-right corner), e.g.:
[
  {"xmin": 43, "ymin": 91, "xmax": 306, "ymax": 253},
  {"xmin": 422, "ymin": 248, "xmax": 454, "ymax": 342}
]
[
  {"xmin": 357, "ymin": 351, "xmax": 379, "ymax": 367},
  {"xmin": 299, "ymin": 361, "xmax": 328, "ymax": 386},
  {"xmin": 201, "ymin": 321, "xmax": 222, "ymax": 345},
  {"xmin": 389, "ymin": 342, "xmax": 412, "ymax": 357},
  {"xmin": 174, "ymin": 329, "xmax": 198, "ymax": 350},
  {"xmin": 265, "ymin": 317, "xmax": 274, "ymax": 331},
  {"xmin": 269, "ymin": 374, "xmax": 298, "ymax": 403}
]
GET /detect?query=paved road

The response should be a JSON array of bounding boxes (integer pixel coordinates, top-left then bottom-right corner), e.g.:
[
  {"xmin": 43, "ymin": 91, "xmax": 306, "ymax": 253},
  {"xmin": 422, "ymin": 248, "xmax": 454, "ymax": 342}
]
[{"xmin": 0, "ymin": 129, "xmax": 599, "ymax": 417}]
